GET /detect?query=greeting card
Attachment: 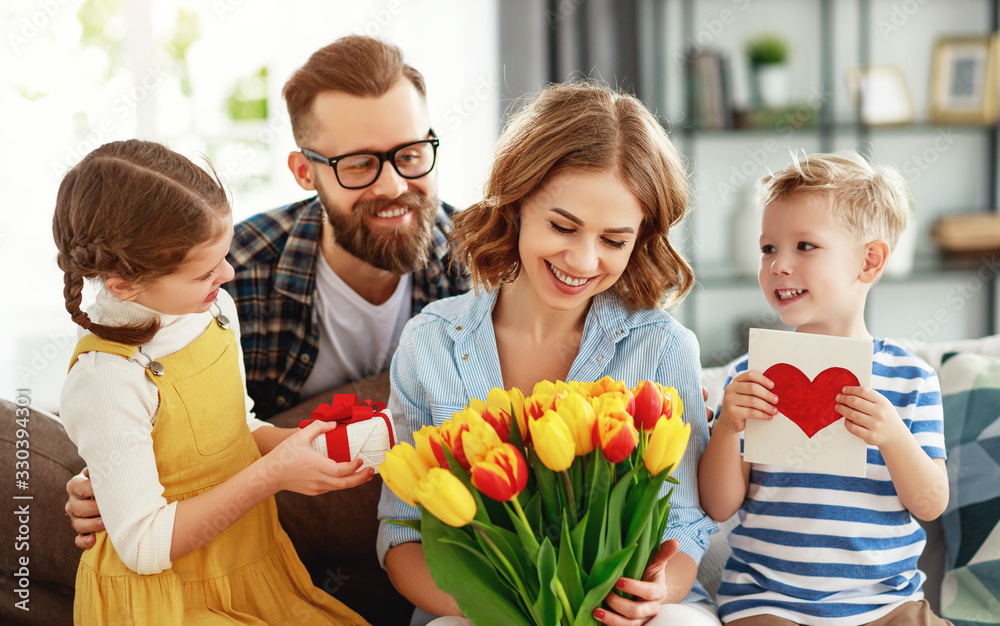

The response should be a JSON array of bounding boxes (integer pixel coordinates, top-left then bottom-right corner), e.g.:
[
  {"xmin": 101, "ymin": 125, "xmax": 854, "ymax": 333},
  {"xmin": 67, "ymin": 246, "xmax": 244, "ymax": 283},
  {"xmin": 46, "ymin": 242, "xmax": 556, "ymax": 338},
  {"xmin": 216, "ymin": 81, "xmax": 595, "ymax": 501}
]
[{"xmin": 744, "ymin": 328, "xmax": 872, "ymax": 477}]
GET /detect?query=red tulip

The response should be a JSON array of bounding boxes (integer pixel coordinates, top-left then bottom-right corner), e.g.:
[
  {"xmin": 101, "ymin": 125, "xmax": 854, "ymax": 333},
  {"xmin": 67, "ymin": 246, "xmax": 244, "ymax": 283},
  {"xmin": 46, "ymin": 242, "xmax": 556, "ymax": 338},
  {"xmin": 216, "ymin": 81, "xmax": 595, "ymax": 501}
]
[
  {"xmin": 480, "ymin": 405, "xmax": 511, "ymax": 443},
  {"xmin": 631, "ymin": 380, "xmax": 665, "ymax": 432},
  {"xmin": 593, "ymin": 400, "xmax": 639, "ymax": 463},
  {"xmin": 471, "ymin": 443, "xmax": 529, "ymax": 502}
]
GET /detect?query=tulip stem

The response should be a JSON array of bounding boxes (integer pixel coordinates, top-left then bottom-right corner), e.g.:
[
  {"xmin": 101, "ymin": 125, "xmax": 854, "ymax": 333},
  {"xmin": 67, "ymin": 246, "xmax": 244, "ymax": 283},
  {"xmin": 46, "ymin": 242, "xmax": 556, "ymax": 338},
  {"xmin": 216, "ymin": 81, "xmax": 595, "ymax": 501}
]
[
  {"xmin": 560, "ymin": 470, "xmax": 576, "ymax": 516},
  {"xmin": 473, "ymin": 525, "xmax": 532, "ymax": 612},
  {"xmin": 552, "ymin": 577, "xmax": 574, "ymax": 624},
  {"xmin": 510, "ymin": 497, "xmax": 533, "ymax": 537}
]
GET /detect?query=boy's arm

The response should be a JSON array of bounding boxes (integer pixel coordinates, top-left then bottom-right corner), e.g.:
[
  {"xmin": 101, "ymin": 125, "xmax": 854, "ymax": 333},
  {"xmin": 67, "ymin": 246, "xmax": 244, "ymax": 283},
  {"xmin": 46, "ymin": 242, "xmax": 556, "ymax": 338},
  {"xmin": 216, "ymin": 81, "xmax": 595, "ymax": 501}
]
[
  {"xmin": 698, "ymin": 370, "xmax": 777, "ymax": 521},
  {"xmin": 837, "ymin": 386, "xmax": 949, "ymax": 521}
]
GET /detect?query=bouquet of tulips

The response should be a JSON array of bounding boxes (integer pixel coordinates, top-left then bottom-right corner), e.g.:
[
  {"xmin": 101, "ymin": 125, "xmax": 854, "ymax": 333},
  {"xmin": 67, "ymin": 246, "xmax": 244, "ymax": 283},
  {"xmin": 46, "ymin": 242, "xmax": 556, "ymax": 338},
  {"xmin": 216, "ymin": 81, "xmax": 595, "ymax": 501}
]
[{"xmin": 380, "ymin": 376, "xmax": 691, "ymax": 626}]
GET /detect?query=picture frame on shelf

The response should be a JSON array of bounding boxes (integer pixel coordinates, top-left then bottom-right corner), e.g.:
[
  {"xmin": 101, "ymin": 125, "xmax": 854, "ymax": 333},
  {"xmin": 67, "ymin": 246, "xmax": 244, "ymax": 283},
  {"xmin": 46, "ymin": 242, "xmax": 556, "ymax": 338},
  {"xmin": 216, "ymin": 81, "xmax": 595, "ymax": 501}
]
[
  {"xmin": 930, "ymin": 35, "xmax": 999, "ymax": 124},
  {"xmin": 846, "ymin": 65, "xmax": 915, "ymax": 126}
]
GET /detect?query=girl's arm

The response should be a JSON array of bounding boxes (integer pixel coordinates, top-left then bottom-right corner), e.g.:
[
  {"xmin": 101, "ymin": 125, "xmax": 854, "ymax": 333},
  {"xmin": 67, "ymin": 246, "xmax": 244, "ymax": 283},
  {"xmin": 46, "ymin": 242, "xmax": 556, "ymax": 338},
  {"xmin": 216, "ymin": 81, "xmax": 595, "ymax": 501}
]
[
  {"xmin": 63, "ymin": 357, "xmax": 371, "ymax": 572},
  {"xmin": 251, "ymin": 423, "xmax": 296, "ymax": 454},
  {"xmin": 169, "ymin": 420, "xmax": 369, "ymax": 561}
]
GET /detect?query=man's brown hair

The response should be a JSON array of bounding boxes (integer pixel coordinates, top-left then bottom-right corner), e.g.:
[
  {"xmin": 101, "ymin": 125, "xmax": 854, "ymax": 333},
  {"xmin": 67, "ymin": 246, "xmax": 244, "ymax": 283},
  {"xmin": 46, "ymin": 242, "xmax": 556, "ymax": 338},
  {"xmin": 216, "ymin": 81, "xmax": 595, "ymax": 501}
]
[{"xmin": 283, "ymin": 36, "xmax": 427, "ymax": 146}]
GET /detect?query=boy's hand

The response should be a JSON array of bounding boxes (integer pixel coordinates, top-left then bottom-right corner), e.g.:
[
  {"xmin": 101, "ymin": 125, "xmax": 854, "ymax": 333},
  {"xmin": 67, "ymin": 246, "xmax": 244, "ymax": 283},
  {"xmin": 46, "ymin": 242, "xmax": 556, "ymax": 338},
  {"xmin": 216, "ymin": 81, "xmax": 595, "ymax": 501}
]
[
  {"xmin": 718, "ymin": 371, "xmax": 778, "ymax": 434},
  {"xmin": 837, "ymin": 386, "xmax": 908, "ymax": 447}
]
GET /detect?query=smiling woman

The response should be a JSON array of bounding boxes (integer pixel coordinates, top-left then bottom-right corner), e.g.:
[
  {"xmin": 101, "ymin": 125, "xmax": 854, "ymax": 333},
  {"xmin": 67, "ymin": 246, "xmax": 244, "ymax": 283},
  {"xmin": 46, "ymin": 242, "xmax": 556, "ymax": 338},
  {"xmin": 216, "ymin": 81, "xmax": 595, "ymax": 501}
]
[{"xmin": 376, "ymin": 81, "xmax": 721, "ymax": 626}]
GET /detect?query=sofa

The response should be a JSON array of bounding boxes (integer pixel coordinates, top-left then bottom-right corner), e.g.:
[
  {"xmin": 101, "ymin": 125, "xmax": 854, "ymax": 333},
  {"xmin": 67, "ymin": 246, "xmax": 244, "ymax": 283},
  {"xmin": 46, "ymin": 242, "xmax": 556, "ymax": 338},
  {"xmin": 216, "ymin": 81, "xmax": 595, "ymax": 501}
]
[{"xmin": 3, "ymin": 336, "xmax": 999, "ymax": 625}]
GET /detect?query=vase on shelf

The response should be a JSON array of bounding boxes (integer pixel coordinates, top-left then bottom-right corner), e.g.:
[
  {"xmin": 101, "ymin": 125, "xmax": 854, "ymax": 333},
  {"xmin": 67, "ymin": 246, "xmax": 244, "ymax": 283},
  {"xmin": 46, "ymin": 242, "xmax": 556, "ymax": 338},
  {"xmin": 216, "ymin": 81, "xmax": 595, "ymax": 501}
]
[{"xmin": 753, "ymin": 64, "xmax": 790, "ymax": 108}]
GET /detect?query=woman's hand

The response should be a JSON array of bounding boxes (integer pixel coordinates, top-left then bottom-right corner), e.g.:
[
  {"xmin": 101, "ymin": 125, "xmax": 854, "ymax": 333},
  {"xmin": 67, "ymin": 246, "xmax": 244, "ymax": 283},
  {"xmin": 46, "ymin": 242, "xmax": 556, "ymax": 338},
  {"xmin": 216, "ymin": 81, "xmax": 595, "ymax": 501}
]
[
  {"xmin": 593, "ymin": 539, "xmax": 679, "ymax": 626},
  {"xmin": 259, "ymin": 419, "xmax": 374, "ymax": 495}
]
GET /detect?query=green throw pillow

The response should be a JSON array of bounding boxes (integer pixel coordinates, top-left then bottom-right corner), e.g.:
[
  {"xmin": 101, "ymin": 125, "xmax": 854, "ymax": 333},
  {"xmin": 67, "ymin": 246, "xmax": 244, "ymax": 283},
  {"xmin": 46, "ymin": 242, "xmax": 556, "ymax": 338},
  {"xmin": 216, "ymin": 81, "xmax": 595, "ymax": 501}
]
[{"xmin": 938, "ymin": 352, "xmax": 1000, "ymax": 626}]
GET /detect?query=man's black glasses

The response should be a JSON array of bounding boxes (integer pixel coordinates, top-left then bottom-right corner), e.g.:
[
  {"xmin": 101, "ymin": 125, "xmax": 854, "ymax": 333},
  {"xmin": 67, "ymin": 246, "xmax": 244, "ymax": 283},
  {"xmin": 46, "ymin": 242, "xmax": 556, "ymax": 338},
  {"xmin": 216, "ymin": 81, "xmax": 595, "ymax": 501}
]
[{"xmin": 301, "ymin": 130, "xmax": 439, "ymax": 190}]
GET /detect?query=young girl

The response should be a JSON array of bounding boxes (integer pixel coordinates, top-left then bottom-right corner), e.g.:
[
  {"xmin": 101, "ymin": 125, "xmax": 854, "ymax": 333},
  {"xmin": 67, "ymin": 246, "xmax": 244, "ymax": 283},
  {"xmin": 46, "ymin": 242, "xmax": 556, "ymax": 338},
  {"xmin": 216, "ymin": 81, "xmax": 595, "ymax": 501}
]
[
  {"xmin": 376, "ymin": 82, "xmax": 721, "ymax": 626},
  {"xmin": 53, "ymin": 139, "xmax": 372, "ymax": 625}
]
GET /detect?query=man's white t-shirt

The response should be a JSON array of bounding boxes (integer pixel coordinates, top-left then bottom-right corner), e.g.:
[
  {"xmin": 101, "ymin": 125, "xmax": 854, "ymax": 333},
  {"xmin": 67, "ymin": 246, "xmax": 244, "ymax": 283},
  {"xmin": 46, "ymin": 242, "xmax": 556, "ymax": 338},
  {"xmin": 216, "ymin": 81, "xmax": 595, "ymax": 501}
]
[{"xmin": 298, "ymin": 257, "xmax": 412, "ymax": 398}]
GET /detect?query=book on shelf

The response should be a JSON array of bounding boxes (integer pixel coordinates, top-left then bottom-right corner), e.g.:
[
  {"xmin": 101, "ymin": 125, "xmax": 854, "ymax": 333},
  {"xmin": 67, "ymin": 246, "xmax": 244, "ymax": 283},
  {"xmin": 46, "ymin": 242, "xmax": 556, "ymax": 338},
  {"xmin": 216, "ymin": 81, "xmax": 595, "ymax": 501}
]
[{"xmin": 685, "ymin": 50, "xmax": 732, "ymax": 130}]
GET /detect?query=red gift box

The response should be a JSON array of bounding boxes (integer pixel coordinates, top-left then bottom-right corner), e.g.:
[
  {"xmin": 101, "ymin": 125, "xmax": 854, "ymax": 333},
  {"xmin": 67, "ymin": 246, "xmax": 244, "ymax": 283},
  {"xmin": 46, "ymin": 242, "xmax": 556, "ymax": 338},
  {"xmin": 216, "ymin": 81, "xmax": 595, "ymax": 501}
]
[{"xmin": 299, "ymin": 394, "xmax": 397, "ymax": 470}]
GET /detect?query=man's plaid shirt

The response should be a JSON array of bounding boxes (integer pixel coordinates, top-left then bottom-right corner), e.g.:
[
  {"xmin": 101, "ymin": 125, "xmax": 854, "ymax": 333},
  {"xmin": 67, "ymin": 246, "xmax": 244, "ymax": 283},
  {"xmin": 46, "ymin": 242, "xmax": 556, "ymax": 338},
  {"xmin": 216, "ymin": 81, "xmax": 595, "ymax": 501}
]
[{"xmin": 225, "ymin": 196, "xmax": 469, "ymax": 419}]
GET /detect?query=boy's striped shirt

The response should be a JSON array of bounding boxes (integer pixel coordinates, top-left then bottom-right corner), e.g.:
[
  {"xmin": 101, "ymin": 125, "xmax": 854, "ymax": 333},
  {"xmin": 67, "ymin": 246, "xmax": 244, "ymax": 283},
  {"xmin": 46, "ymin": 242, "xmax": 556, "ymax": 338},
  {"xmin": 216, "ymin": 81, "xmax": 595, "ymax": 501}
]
[{"xmin": 716, "ymin": 338, "xmax": 945, "ymax": 625}]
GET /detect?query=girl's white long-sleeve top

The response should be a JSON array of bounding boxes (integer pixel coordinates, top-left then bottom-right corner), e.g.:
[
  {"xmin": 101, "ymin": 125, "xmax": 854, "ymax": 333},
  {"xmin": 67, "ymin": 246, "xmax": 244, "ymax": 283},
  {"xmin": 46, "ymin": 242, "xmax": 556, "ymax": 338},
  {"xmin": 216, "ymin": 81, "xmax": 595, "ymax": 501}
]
[{"xmin": 60, "ymin": 287, "xmax": 271, "ymax": 574}]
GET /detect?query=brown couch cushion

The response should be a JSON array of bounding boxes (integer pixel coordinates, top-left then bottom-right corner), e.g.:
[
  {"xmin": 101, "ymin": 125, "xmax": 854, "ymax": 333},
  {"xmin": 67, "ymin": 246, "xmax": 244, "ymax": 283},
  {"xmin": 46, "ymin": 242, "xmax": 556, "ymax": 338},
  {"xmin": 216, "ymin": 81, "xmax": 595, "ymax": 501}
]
[{"xmin": 0, "ymin": 397, "xmax": 84, "ymax": 626}]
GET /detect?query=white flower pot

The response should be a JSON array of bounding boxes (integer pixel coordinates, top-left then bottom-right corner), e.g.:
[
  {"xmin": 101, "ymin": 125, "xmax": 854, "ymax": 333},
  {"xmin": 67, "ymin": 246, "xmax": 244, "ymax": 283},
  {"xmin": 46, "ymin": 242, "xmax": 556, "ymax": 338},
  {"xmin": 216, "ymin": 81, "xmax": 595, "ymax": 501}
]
[{"xmin": 754, "ymin": 64, "xmax": 789, "ymax": 108}]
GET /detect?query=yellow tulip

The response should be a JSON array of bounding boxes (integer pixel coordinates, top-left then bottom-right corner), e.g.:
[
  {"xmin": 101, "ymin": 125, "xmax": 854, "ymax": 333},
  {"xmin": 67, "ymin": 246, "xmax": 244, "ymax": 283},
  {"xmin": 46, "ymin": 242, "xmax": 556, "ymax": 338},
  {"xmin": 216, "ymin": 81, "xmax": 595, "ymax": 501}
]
[
  {"xmin": 379, "ymin": 442, "xmax": 433, "ymax": 506},
  {"xmin": 554, "ymin": 392, "xmax": 597, "ymax": 455},
  {"xmin": 532, "ymin": 380, "xmax": 558, "ymax": 396},
  {"xmin": 664, "ymin": 386, "xmax": 685, "ymax": 421},
  {"xmin": 644, "ymin": 416, "xmax": 690, "ymax": 475},
  {"xmin": 529, "ymin": 410, "xmax": 576, "ymax": 471},
  {"xmin": 416, "ymin": 467, "xmax": 477, "ymax": 527},
  {"xmin": 579, "ymin": 376, "xmax": 628, "ymax": 399},
  {"xmin": 413, "ymin": 425, "xmax": 446, "ymax": 469},
  {"xmin": 461, "ymin": 420, "xmax": 504, "ymax": 467},
  {"xmin": 489, "ymin": 387, "xmax": 527, "ymax": 440}
]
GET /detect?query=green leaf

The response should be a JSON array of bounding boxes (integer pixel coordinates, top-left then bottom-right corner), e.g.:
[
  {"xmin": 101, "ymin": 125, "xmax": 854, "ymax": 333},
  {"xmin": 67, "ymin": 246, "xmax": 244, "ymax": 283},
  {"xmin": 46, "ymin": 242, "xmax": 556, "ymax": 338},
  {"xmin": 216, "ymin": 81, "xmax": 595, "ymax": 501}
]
[
  {"xmin": 572, "ymin": 546, "xmax": 636, "ymax": 626},
  {"xmin": 533, "ymin": 538, "xmax": 561, "ymax": 626},
  {"xmin": 570, "ymin": 510, "xmax": 589, "ymax": 584},
  {"xmin": 557, "ymin": 512, "xmax": 585, "ymax": 614},
  {"xmin": 529, "ymin": 452, "xmax": 562, "ymax": 538},
  {"xmin": 471, "ymin": 520, "xmax": 538, "ymax": 599},
  {"xmin": 525, "ymin": 491, "xmax": 544, "ymax": 530},
  {"xmin": 623, "ymin": 518, "xmax": 653, "ymax": 581},
  {"xmin": 624, "ymin": 471, "xmax": 668, "ymax": 548},
  {"xmin": 569, "ymin": 460, "xmax": 585, "ymax": 522},
  {"xmin": 652, "ymin": 490, "xmax": 673, "ymax": 563},
  {"xmin": 422, "ymin": 511, "xmax": 534, "ymax": 626},
  {"xmin": 606, "ymin": 464, "xmax": 640, "ymax": 556},
  {"xmin": 582, "ymin": 454, "xmax": 611, "ymax": 571},
  {"xmin": 386, "ymin": 518, "xmax": 422, "ymax": 533},
  {"xmin": 506, "ymin": 501, "xmax": 541, "ymax": 564}
]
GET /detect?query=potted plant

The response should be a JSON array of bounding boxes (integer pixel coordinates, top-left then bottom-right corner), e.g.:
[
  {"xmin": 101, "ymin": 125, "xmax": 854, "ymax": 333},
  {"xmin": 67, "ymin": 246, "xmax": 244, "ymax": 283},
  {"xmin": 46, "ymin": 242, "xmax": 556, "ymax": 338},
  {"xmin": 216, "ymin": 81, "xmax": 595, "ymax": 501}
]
[{"xmin": 746, "ymin": 34, "xmax": 789, "ymax": 108}]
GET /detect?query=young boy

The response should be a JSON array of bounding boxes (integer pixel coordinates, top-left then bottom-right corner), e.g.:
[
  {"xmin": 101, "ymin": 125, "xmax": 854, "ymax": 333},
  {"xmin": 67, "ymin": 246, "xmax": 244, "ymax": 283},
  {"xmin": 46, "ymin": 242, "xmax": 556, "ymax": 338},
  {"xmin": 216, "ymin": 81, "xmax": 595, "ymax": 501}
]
[{"xmin": 698, "ymin": 152, "xmax": 951, "ymax": 625}]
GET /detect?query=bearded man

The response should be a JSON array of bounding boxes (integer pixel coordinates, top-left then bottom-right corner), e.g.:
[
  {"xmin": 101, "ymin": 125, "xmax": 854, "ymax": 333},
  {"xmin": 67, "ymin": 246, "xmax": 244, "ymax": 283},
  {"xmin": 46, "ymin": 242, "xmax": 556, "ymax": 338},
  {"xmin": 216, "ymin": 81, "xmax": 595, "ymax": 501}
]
[{"xmin": 228, "ymin": 36, "xmax": 469, "ymax": 419}]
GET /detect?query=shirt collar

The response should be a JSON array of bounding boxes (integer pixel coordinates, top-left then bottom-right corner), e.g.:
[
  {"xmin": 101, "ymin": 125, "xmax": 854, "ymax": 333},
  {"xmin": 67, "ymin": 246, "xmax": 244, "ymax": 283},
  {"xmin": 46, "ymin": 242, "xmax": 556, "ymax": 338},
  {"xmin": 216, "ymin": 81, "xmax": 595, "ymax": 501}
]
[
  {"xmin": 444, "ymin": 288, "xmax": 646, "ymax": 345},
  {"xmin": 272, "ymin": 197, "xmax": 323, "ymax": 304}
]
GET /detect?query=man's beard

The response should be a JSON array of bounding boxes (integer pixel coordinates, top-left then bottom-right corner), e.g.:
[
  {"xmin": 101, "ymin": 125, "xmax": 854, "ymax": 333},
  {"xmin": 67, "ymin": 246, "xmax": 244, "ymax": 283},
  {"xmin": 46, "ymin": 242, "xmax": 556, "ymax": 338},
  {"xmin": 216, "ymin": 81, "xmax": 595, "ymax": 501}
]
[{"xmin": 315, "ymin": 181, "xmax": 437, "ymax": 274}]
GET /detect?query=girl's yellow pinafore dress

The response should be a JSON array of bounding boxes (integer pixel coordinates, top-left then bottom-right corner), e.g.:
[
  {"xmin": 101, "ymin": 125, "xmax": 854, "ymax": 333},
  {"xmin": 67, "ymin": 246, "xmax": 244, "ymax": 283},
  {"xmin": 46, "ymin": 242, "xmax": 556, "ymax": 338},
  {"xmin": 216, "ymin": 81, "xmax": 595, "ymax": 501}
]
[{"xmin": 69, "ymin": 316, "xmax": 370, "ymax": 625}]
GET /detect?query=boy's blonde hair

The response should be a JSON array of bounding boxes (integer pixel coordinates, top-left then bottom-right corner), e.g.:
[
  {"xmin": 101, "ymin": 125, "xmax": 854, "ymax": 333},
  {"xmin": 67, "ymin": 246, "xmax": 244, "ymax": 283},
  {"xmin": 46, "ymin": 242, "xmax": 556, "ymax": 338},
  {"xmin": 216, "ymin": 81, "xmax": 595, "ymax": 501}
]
[{"xmin": 757, "ymin": 151, "xmax": 911, "ymax": 248}]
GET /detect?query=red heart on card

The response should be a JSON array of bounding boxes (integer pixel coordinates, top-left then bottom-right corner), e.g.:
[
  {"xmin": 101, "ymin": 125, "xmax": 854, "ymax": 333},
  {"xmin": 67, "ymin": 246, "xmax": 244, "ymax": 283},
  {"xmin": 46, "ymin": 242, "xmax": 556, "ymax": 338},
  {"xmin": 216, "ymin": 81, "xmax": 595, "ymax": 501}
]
[{"xmin": 763, "ymin": 363, "xmax": 859, "ymax": 438}]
